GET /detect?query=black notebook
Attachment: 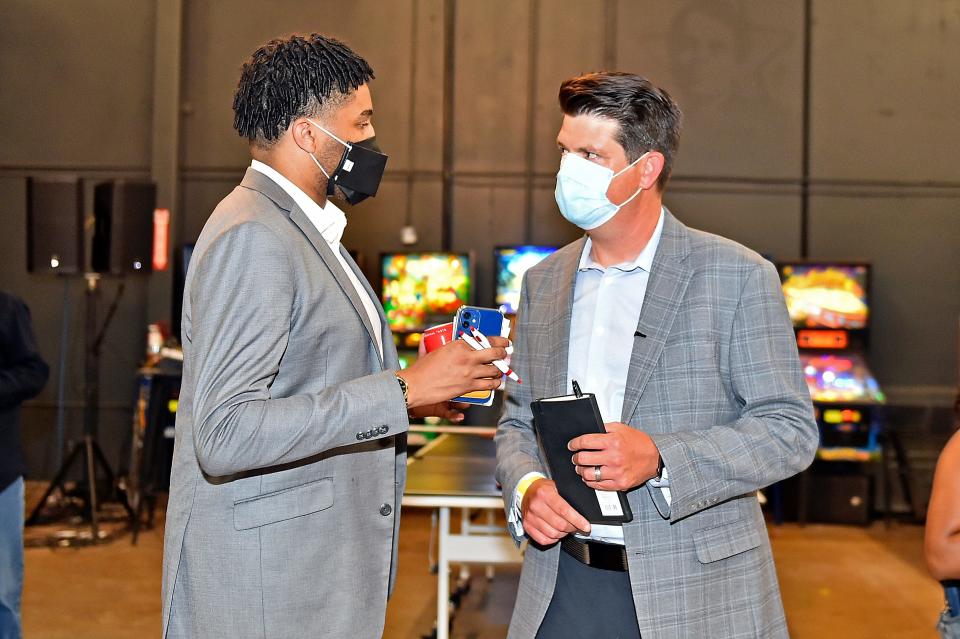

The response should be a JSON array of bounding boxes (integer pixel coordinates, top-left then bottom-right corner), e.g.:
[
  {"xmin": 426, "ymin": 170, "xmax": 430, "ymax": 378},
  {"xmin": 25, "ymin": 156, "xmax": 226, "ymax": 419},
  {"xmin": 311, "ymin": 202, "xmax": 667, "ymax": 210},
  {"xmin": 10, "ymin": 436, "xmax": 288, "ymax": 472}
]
[{"xmin": 531, "ymin": 391, "xmax": 633, "ymax": 524}]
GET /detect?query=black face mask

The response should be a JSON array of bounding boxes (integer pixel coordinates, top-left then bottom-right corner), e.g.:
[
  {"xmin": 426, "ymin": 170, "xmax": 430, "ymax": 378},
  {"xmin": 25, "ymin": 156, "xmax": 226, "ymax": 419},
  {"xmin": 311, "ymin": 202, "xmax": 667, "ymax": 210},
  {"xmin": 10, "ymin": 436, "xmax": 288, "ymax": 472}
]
[{"xmin": 325, "ymin": 136, "xmax": 388, "ymax": 205}]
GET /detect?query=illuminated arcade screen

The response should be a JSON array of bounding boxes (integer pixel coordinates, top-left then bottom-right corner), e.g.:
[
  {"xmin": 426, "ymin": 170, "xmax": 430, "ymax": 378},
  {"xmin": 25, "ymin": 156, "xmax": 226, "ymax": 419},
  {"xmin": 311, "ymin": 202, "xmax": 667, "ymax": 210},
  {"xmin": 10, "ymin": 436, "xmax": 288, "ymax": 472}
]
[
  {"xmin": 495, "ymin": 246, "xmax": 557, "ymax": 314},
  {"xmin": 381, "ymin": 252, "xmax": 471, "ymax": 332},
  {"xmin": 779, "ymin": 263, "xmax": 870, "ymax": 330},
  {"xmin": 799, "ymin": 352, "xmax": 885, "ymax": 404}
]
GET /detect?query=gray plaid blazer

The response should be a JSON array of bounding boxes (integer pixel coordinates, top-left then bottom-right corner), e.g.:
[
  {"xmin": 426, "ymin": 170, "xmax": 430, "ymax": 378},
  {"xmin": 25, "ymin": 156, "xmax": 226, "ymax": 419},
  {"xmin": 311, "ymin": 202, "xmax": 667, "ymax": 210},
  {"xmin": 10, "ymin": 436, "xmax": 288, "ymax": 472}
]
[
  {"xmin": 495, "ymin": 209, "xmax": 817, "ymax": 638},
  {"xmin": 162, "ymin": 169, "xmax": 409, "ymax": 638}
]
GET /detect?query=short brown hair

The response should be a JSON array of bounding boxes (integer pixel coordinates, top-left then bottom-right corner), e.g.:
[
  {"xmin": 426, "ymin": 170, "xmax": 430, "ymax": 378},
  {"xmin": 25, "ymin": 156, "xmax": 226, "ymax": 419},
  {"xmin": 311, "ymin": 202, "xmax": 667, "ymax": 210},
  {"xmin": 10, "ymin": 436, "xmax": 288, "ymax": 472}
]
[{"xmin": 559, "ymin": 72, "xmax": 682, "ymax": 189}]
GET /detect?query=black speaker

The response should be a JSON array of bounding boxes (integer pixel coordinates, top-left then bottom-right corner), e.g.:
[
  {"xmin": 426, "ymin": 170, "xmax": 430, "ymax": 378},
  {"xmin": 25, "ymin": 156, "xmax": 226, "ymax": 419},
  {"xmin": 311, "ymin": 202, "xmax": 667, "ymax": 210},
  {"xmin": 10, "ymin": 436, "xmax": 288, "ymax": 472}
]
[
  {"xmin": 26, "ymin": 177, "xmax": 84, "ymax": 274},
  {"xmin": 92, "ymin": 180, "xmax": 157, "ymax": 274}
]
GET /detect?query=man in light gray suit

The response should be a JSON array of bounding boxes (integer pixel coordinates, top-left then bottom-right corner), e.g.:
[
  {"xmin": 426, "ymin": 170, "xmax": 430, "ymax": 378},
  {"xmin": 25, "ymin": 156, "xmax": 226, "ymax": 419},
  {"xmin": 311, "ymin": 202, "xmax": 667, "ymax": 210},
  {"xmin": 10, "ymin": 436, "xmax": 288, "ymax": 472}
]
[
  {"xmin": 495, "ymin": 72, "xmax": 818, "ymax": 638},
  {"xmin": 162, "ymin": 34, "xmax": 506, "ymax": 638}
]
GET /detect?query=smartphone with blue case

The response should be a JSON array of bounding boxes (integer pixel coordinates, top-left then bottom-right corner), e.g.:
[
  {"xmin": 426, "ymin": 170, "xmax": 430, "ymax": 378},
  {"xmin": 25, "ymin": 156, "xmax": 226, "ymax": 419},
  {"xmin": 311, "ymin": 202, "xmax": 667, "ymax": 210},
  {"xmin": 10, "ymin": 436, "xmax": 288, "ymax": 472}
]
[{"xmin": 452, "ymin": 306, "xmax": 507, "ymax": 406}]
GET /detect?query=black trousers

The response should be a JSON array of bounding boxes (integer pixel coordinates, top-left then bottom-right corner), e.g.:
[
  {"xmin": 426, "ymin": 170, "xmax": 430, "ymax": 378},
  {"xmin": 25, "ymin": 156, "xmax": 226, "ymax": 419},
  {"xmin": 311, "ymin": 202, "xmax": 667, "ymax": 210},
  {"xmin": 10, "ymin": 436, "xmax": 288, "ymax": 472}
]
[{"xmin": 536, "ymin": 548, "xmax": 642, "ymax": 639}]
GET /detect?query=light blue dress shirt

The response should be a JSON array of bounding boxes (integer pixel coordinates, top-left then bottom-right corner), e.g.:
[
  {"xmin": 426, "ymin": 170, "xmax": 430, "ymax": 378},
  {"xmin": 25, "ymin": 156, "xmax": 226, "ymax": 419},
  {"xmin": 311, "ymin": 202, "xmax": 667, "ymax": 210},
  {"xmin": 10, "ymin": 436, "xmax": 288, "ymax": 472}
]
[
  {"xmin": 566, "ymin": 208, "xmax": 667, "ymax": 543},
  {"xmin": 508, "ymin": 208, "xmax": 670, "ymax": 545}
]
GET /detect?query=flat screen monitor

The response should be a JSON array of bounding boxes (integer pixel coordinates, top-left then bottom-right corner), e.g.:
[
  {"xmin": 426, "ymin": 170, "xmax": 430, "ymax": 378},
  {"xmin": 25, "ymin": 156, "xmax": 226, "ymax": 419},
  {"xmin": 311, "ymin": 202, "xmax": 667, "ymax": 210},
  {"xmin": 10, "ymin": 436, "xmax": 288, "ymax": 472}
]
[
  {"xmin": 778, "ymin": 262, "xmax": 871, "ymax": 331},
  {"xmin": 494, "ymin": 245, "xmax": 557, "ymax": 314},
  {"xmin": 381, "ymin": 252, "xmax": 472, "ymax": 332}
]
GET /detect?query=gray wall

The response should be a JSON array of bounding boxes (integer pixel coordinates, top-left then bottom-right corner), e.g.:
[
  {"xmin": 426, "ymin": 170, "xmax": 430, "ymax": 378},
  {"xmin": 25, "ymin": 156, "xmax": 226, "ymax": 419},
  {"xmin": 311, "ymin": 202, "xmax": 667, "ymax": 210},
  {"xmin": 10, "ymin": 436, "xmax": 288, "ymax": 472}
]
[{"xmin": 1, "ymin": 0, "xmax": 958, "ymax": 478}]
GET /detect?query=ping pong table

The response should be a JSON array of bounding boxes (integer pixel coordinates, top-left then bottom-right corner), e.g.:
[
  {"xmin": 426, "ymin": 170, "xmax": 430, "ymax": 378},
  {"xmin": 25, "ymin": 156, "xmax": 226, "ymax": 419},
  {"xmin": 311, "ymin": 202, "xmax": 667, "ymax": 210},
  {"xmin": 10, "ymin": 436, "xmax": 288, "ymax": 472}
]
[{"xmin": 402, "ymin": 430, "xmax": 523, "ymax": 639}]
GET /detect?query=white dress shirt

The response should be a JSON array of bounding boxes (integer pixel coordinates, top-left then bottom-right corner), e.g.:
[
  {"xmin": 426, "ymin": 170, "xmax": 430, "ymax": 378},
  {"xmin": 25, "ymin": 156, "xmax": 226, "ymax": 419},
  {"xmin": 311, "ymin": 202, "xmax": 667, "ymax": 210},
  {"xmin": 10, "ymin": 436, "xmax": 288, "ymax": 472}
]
[
  {"xmin": 510, "ymin": 208, "xmax": 670, "ymax": 545},
  {"xmin": 250, "ymin": 159, "xmax": 383, "ymax": 357}
]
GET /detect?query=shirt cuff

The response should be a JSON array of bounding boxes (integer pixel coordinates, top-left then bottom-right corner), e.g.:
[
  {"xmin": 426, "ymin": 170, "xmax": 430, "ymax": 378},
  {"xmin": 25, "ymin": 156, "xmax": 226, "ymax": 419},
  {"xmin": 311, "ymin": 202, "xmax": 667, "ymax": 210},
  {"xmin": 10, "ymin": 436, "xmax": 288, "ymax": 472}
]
[
  {"xmin": 648, "ymin": 466, "xmax": 671, "ymax": 505},
  {"xmin": 508, "ymin": 471, "xmax": 547, "ymax": 537}
]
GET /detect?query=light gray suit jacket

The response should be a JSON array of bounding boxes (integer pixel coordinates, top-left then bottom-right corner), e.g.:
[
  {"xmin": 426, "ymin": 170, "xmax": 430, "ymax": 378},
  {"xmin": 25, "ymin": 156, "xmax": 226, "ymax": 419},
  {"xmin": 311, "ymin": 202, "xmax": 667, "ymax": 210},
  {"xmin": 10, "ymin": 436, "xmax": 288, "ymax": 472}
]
[
  {"xmin": 495, "ymin": 209, "xmax": 818, "ymax": 638},
  {"xmin": 162, "ymin": 169, "xmax": 410, "ymax": 638}
]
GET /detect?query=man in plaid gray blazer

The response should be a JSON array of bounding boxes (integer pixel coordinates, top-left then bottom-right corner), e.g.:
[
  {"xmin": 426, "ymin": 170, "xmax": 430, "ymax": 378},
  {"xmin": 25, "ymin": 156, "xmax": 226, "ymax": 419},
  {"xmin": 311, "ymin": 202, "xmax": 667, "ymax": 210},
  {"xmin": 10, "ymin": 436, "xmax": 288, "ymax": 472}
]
[{"xmin": 495, "ymin": 72, "xmax": 817, "ymax": 638}]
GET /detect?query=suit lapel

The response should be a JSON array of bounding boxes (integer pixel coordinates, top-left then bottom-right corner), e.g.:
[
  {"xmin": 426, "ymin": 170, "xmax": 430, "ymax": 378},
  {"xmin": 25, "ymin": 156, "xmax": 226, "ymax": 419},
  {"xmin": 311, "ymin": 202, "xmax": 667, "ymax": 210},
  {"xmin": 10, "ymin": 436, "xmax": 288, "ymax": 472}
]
[
  {"xmin": 289, "ymin": 209, "xmax": 384, "ymax": 367},
  {"xmin": 339, "ymin": 245, "xmax": 393, "ymax": 369},
  {"xmin": 548, "ymin": 238, "xmax": 586, "ymax": 398},
  {"xmin": 239, "ymin": 169, "xmax": 384, "ymax": 368},
  {"xmin": 620, "ymin": 210, "xmax": 692, "ymax": 424}
]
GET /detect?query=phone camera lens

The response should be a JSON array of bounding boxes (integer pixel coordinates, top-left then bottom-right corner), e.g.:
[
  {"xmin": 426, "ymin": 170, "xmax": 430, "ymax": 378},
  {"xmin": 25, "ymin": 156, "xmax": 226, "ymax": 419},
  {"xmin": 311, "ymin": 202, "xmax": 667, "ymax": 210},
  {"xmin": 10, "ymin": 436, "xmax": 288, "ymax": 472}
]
[{"xmin": 462, "ymin": 321, "xmax": 470, "ymax": 328}]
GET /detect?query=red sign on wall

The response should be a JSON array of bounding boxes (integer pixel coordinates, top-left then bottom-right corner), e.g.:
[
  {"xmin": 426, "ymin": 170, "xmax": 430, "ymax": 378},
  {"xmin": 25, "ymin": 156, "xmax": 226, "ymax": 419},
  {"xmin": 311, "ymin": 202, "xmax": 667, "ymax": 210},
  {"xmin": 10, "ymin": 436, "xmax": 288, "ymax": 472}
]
[{"xmin": 153, "ymin": 208, "xmax": 170, "ymax": 271}]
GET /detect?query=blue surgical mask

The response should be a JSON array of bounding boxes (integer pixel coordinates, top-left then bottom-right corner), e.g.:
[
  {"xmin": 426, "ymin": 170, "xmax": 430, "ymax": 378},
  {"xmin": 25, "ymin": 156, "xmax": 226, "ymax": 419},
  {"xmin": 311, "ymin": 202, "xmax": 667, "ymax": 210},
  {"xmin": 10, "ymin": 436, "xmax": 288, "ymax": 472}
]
[{"xmin": 554, "ymin": 152, "xmax": 648, "ymax": 230}]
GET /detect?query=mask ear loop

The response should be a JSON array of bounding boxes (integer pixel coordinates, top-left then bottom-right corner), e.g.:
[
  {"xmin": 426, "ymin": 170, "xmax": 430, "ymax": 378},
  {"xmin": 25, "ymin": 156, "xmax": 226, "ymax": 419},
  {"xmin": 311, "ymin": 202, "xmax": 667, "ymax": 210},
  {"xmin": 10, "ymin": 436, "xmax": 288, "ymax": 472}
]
[
  {"xmin": 309, "ymin": 153, "xmax": 331, "ymax": 179},
  {"xmin": 611, "ymin": 152, "xmax": 650, "ymax": 210},
  {"xmin": 302, "ymin": 119, "xmax": 347, "ymax": 180},
  {"xmin": 306, "ymin": 118, "xmax": 352, "ymax": 149}
]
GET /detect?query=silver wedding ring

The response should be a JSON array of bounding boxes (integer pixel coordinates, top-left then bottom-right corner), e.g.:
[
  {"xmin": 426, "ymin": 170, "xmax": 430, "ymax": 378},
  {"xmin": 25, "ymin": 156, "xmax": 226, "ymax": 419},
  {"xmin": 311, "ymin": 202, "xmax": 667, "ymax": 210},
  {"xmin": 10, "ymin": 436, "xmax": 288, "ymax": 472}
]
[{"xmin": 593, "ymin": 465, "xmax": 602, "ymax": 482}]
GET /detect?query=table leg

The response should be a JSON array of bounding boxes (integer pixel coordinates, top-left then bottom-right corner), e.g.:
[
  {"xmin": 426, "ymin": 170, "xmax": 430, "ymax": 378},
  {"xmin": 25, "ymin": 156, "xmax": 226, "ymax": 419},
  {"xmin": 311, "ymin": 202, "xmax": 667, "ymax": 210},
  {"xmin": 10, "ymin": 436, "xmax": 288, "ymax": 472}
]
[
  {"xmin": 437, "ymin": 506, "xmax": 450, "ymax": 639},
  {"xmin": 459, "ymin": 508, "xmax": 471, "ymax": 583},
  {"xmin": 485, "ymin": 509, "xmax": 496, "ymax": 580}
]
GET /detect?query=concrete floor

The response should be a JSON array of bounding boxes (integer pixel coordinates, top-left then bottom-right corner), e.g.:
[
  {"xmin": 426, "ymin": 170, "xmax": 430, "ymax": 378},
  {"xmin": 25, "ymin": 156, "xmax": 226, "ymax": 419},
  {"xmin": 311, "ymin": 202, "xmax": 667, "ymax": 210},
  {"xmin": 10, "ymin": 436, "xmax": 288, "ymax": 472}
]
[{"xmin": 21, "ymin": 506, "xmax": 945, "ymax": 638}]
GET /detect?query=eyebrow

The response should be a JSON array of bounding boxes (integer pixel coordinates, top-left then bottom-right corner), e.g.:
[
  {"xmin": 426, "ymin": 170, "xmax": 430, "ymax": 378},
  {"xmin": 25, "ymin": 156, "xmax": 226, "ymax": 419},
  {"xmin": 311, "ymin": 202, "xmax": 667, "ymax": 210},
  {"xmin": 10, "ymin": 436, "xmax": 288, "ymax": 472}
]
[
  {"xmin": 557, "ymin": 140, "xmax": 602, "ymax": 155},
  {"xmin": 358, "ymin": 109, "xmax": 374, "ymax": 118}
]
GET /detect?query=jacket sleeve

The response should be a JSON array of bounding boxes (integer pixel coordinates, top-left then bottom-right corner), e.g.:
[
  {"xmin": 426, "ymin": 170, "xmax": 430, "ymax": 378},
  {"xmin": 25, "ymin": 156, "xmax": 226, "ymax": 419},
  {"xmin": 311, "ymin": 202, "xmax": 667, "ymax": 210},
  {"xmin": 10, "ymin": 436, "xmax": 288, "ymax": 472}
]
[
  {"xmin": 650, "ymin": 261, "xmax": 818, "ymax": 522},
  {"xmin": 188, "ymin": 221, "xmax": 409, "ymax": 478},
  {"xmin": 495, "ymin": 271, "xmax": 549, "ymax": 539},
  {"xmin": 0, "ymin": 296, "xmax": 50, "ymax": 409}
]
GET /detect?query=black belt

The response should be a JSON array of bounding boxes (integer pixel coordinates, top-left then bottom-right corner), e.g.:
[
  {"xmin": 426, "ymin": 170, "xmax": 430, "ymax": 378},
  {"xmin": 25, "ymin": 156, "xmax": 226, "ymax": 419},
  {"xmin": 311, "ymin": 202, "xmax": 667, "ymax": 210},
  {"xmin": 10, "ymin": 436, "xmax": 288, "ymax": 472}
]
[{"xmin": 561, "ymin": 536, "xmax": 629, "ymax": 572}]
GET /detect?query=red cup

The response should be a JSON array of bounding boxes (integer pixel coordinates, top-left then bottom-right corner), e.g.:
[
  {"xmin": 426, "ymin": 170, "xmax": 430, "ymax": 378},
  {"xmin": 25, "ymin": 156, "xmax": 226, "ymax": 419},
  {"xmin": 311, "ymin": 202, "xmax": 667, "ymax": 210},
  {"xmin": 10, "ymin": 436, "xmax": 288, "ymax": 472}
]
[{"xmin": 422, "ymin": 322, "xmax": 454, "ymax": 353}]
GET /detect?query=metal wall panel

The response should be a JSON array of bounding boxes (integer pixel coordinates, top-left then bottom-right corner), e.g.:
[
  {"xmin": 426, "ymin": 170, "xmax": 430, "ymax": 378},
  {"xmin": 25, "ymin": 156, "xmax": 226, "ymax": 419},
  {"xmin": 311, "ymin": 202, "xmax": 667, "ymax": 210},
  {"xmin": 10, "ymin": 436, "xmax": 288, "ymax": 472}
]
[
  {"xmin": 663, "ymin": 188, "xmax": 803, "ymax": 260},
  {"xmin": 810, "ymin": 1, "xmax": 960, "ymax": 182},
  {"xmin": 532, "ymin": 0, "xmax": 607, "ymax": 174},
  {"xmin": 616, "ymin": 0, "xmax": 805, "ymax": 180},
  {"xmin": 451, "ymin": 0, "xmax": 532, "ymax": 173},
  {"xmin": 0, "ymin": 0, "xmax": 155, "ymax": 168},
  {"xmin": 180, "ymin": 0, "xmax": 421, "ymax": 171},
  {"xmin": 809, "ymin": 192, "xmax": 960, "ymax": 388}
]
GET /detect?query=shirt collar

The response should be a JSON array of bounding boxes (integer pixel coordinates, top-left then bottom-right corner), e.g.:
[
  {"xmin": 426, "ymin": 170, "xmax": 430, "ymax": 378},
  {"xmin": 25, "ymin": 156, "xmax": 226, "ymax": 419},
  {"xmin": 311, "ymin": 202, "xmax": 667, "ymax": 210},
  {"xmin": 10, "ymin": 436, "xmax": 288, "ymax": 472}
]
[
  {"xmin": 578, "ymin": 206, "xmax": 666, "ymax": 273},
  {"xmin": 250, "ymin": 159, "xmax": 347, "ymax": 246}
]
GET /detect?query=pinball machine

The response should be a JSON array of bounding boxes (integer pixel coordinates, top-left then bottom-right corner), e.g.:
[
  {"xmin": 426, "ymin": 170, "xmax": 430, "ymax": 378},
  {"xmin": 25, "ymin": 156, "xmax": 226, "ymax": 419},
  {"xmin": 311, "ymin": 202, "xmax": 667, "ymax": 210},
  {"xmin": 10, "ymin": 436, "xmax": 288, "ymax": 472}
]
[{"xmin": 778, "ymin": 261, "xmax": 887, "ymax": 523}]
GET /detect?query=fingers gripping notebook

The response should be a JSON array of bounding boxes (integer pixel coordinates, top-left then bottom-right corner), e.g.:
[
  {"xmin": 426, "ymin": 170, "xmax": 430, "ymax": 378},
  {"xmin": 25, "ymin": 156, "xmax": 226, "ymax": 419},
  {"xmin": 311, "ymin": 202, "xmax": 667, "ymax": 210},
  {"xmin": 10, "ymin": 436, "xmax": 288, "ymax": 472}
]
[{"xmin": 531, "ymin": 389, "xmax": 633, "ymax": 524}]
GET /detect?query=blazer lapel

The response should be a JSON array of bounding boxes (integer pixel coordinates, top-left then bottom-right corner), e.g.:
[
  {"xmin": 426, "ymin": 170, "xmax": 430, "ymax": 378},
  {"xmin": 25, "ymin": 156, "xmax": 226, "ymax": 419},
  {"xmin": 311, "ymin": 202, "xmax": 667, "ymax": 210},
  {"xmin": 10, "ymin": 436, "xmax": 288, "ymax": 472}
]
[
  {"xmin": 289, "ymin": 209, "xmax": 384, "ymax": 367},
  {"xmin": 548, "ymin": 238, "xmax": 587, "ymax": 398},
  {"xmin": 339, "ymin": 245, "xmax": 393, "ymax": 369},
  {"xmin": 239, "ymin": 169, "xmax": 384, "ymax": 367},
  {"xmin": 620, "ymin": 209, "xmax": 693, "ymax": 424}
]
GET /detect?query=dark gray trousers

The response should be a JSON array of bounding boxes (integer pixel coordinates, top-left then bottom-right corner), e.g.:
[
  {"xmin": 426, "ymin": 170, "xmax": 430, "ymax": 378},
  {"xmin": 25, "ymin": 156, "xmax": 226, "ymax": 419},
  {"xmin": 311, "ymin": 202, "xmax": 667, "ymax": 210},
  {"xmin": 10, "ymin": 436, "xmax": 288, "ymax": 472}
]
[{"xmin": 535, "ymin": 548, "xmax": 641, "ymax": 639}]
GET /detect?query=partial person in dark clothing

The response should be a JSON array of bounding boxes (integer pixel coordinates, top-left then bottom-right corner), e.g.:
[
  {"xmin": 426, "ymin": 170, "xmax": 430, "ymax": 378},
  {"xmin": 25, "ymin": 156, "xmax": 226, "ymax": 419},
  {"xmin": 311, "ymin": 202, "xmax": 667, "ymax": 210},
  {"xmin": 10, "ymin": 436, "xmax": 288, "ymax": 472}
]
[{"xmin": 0, "ymin": 291, "xmax": 49, "ymax": 639}]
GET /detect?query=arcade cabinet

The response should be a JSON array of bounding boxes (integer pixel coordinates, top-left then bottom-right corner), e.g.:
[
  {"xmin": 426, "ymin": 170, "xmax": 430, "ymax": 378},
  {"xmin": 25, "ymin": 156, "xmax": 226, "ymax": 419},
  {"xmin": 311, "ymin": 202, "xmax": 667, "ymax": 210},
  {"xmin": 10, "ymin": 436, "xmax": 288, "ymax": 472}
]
[
  {"xmin": 493, "ymin": 245, "xmax": 557, "ymax": 316},
  {"xmin": 778, "ymin": 262, "xmax": 886, "ymax": 524},
  {"xmin": 380, "ymin": 252, "xmax": 474, "ymax": 443}
]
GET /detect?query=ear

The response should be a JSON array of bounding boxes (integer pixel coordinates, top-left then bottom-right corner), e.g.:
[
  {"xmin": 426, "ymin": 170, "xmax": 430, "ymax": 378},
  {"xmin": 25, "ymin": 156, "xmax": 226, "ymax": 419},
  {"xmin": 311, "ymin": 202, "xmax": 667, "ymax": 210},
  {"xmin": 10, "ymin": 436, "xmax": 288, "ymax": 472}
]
[
  {"xmin": 289, "ymin": 118, "xmax": 320, "ymax": 154},
  {"xmin": 639, "ymin": 152, "xmax": 666, "ymax": 190}
]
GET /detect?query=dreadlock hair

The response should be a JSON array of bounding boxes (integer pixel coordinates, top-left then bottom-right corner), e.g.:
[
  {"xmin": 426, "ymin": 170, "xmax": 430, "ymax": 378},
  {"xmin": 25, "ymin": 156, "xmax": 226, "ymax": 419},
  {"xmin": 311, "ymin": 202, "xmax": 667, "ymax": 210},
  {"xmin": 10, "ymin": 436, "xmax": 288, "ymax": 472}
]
[
  {"xmin": 233, "ymin": 34, "xmax": 375, "ymax": 149},
  {"xmin": 559, "ymin": 72, "xmax": 682, "ymax": 190}
]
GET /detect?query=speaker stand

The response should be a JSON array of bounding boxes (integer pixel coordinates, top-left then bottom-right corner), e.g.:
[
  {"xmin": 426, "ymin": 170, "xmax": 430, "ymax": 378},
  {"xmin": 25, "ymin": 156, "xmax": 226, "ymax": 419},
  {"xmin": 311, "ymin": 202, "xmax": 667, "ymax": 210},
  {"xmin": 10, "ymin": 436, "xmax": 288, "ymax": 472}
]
[{"xmin": 27, "ymin": 274, "xmax": 132, "ymax": 540}]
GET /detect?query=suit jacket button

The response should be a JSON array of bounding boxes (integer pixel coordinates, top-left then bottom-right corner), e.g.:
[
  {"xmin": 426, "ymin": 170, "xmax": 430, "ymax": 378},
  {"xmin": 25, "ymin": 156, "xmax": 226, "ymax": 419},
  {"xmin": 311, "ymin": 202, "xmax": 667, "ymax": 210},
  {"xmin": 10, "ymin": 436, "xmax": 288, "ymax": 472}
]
[
  {"xmin": 380, "ymin": 425, "xmax": 389, "ymax": 434},
  {"xmin": 379, "ymin": 504, "xmax": 392, "ymax": 516},
  {"xmin": 356, "ymin": 433, "xmax": 364, "ymax": 441}
]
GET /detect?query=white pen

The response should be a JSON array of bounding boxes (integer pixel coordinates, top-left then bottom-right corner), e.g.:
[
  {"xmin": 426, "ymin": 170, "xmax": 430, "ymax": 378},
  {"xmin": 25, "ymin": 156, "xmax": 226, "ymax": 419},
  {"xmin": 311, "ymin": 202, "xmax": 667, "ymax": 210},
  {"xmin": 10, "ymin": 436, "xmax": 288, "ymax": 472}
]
[{"xmin": 466, "ymin": 328, "xmax": 522, "ymax": 384}]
